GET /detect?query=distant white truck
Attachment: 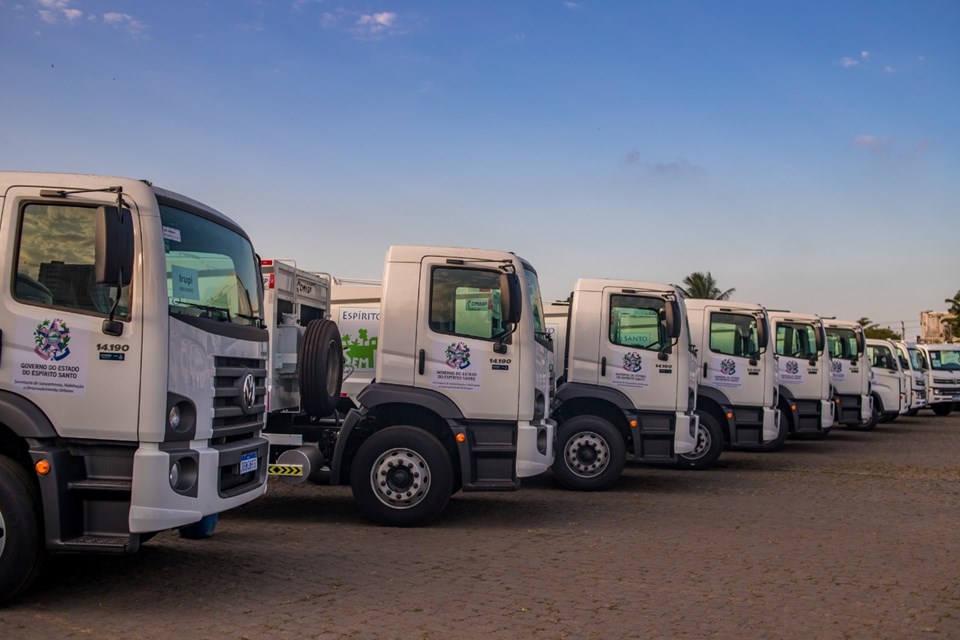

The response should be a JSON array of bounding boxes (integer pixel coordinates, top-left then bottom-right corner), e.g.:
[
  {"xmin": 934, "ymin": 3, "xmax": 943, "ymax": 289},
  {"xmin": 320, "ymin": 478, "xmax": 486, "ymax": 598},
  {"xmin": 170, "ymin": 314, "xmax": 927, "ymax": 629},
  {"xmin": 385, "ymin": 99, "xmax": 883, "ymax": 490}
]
[
  {"xmin": 823, "ymin": 319, "xmax": 872, "ymax": 428},
  {"xmin": 917, "ymin": 343, "xmax": 960, "ymax": 416},
  {"xmin": 685, "ymin": 299, "xmax": 783, "ymax": 451},
  {"xmin": 260, "ymin": 248, "xmax": 555, "ymax": 525},
  {"xmin": 767, "ymin": 310, "xmax": 835, "ymax": 436},
  {"xmin": 893, "ymin": 341, "xmax": 927, "ymax": 416},
  {"xmin": 545, "ymin": 279, "xmax": 700, "ymax": 491},
  {"xmin": 865, "ymin": 338, "xmax": 906, "ymax": 425}
]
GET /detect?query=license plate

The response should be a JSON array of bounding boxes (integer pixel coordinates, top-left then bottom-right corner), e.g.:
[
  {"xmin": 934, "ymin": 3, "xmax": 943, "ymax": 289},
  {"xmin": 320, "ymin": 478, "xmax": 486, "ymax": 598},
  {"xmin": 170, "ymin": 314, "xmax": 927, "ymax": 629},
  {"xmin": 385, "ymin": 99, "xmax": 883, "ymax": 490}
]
[{"xmin": 240, "ymin": 450, "xmax": 258, "ymax": 474}]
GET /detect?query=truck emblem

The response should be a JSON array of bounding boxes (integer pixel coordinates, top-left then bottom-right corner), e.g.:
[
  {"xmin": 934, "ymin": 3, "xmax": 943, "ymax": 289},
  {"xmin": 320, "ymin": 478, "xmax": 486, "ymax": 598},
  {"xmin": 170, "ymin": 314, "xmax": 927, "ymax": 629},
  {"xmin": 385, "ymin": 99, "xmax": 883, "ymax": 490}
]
[
  {"xmin": 622, "ymin": 352, "xmax": 642, "ymax": 373},
  {"xmin": 445, "ymin": 342, "xmax": 471, "ymax": 370},
  {"xmin": 720, "ymin": 358, "xmax": 736, "ymax": 375},
  {"xmin": 34, "ymin": 319, "xmax": 72, "ymax": 362},
  {"xmin": 238, "ymin": 371, "xmax": 256, "ymax": 414},
  {"xmin": 831, "ymin": 360, "xmax": 842, "ymax": 374},
  {"xmin": 786, "ymin": 361, "xmax": 800, "ymax": 375}
]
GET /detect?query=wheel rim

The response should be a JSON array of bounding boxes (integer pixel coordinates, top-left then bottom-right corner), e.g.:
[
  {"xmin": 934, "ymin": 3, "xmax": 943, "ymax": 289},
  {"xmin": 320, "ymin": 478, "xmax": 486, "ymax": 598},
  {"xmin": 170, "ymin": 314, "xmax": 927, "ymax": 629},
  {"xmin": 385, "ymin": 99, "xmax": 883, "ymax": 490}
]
[
  {"xmin": 564, "ymin": 431, "xmax": 610, "ymax": 478},
  {"xmin": 369, "ymin": 448, "xmax": 431, "ymax": 510},
  {"xmin": 684, "ymin": 423, "xmax": 712, "ymax": 460}
]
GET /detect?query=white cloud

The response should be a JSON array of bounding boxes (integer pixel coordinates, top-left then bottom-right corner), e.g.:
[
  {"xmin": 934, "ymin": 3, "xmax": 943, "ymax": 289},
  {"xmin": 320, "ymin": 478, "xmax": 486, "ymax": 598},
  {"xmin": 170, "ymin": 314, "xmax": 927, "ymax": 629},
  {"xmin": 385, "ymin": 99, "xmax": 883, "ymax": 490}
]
[
  {"xmin": 853, "ymin": 134, "xmax": 894, "ymax": 154},
  {"xmin": 353, "ymin": 11, "xmax": 400, "ymax": 39},
  {"xmin": 839, "ymin": 57, "xmax": 859, "ymax": 69},
  {"xmin": 102, "ymin": 11, "xmax": 145, "ymax": 35},
  {"xmin": 861, "ymin": 50, "xmax": 870, "ymax": 59},
  {"xmin": 36, "ymin": 0, "xmax": 81, "ymax": 24},
  {"xmin": 565, "ymin": 2, "xmax": 580, "ymax": 8}
]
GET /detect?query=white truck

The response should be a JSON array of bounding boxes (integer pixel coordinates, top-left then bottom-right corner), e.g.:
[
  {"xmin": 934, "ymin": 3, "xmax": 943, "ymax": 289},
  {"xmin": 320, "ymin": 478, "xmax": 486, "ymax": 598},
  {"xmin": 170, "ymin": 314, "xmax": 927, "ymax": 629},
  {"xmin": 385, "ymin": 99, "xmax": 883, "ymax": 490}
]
[
  {"xmin": 917, "ymin": 343, "xmax": 960, "ymax": 416},
  {"xmin": 546, "ymin": 279, "xmax": 700, "ymax": 491},
  {"xmin": 261, "ymin": 248, "xmax": 555, "ymax": 526},
  {"xmin": 823, "ymin": 319, "xmax": 873, "ymax": 428},
  {"xmin": 768, "ymin": 310, "xmax": 835, "ymax": 436},
  {"xmin": 893, "ymin": 341, "xmax": 928, "ymax": 416},
  {"xmin": 0, "ymin": 172, "xmax": 269, "ymax": 602},
  {"xmin": 685, "ymin": 299, "xmax": 783, "ymax": 451},
  {"xmin": 864, "ymin": 338, "xmax": 906, "ymax": 426}
]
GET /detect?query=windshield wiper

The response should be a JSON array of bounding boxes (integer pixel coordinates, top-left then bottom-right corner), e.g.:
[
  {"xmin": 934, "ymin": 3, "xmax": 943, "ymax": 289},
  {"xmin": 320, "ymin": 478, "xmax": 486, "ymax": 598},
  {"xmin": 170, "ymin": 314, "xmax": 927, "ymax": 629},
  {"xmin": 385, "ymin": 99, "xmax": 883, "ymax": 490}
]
[{"xmin": 174, "ymin": 301, "xmax": 231, "ymax": 321}]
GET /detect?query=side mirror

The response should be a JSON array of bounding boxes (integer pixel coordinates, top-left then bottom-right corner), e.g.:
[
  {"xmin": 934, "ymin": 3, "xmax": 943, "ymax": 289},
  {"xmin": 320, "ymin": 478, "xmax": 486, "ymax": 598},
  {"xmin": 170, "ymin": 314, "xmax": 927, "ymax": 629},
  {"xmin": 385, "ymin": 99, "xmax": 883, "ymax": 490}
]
[
  {"xmin": 855, "ymin": 330, "xmax": 865, "ymax": 356},
  {"xmin": 500, "ymin": 272, "xmax": 523, "ymax": 326},
  {"xmin": 814, "ymin": 326, "xmax": 825, "ymax": 354},
  {"xmin": 665, "ymin": 300, "xmax": 683, "ymax": 340},
  {"xmin": 95, "ymin": 205, "xmax": 134, "ymax": 286}
]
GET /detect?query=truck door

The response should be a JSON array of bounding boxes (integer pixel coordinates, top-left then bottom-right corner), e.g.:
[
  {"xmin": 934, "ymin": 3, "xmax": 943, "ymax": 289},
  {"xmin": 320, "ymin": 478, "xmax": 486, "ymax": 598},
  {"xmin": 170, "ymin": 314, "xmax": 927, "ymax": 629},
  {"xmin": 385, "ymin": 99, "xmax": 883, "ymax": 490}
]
[
  {"xmin": 866, "ymin": 343, "xmax": 902, "ymax": 414},
  {"xmin": 701, "ymin": 305, "xmax": 767, "ymax": 412},
  {"xmin": 0, "ymin": 187, "xmax": 144, "ymax": 441},
  {"xmin": 597, "ymin": 288, "xmax": 677, "ymax": 413},
  {"xmin": 414, "ymin": 258, "xmax": 521, "ymax": 421}
]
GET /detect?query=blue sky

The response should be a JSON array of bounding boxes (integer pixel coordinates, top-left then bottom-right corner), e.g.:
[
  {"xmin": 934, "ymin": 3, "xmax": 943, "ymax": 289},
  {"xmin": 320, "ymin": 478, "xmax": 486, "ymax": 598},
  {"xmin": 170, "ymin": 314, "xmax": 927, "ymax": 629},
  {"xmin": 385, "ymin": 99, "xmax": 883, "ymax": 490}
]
[{"xmin": 2, "ymin": 1, "xmax": 958, "ymax": 337}]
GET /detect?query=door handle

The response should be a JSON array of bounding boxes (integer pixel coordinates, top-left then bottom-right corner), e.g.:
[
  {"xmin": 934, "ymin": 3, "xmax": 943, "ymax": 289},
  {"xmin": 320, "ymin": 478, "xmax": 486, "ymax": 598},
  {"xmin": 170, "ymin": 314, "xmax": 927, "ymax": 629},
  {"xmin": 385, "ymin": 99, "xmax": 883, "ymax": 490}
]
[
  {"xmin": 418, "ymin": 349, "xmax": 425, "ymax": 375},
  {"xmin": 703, "ymin": 362, "xmax": 708, "ymax": 378},
  {"xmin": 601, "ymin": 357, "xmax": 606, "ymax": 377}
]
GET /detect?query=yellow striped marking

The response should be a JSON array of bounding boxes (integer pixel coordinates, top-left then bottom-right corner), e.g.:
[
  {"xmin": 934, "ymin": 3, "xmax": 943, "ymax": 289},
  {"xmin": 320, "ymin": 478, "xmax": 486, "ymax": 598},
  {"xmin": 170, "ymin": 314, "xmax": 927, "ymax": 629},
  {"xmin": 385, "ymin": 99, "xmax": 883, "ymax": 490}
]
[{"xmin": 268, "ymin": 464, "xmax": 304, "ymax": 477}]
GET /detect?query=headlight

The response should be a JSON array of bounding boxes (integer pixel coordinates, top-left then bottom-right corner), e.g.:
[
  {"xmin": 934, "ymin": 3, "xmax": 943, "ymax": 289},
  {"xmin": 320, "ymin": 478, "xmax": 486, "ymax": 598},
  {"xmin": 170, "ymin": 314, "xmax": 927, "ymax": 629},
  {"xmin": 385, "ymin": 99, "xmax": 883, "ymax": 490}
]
[{"xmin": 168, "ymin": 405, "xmax": 181, "ymax": 431}]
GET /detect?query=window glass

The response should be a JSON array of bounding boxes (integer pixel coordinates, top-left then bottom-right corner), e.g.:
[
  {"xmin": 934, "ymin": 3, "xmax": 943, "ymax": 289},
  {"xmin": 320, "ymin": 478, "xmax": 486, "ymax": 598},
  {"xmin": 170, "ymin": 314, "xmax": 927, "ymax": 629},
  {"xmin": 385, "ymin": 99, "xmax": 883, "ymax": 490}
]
[
  {"xmin": 826, "ymin": 328, "xmax": 857, "ymax": 359},
  {"xmin": 775, "ymin": 322, "xmax": 817, "ymax": 359},
  {"xmin": 429, "ymin": 267, "xmax": 506, "ymax": 340},
  {"xmin": 15, "ymin": 203, "xmax": 130, "ymax": 317},
  {"xmin": 161, "ymin": 204, "xmax": 261, "ymax": 327},
  {"xmin": 908, "ymin": 348, "xmax": 926, "ymax": 371},
  {"xmin": 709, "ymin": 312, "xmax": 759, "ymax": 357},
  {"xmin": 609, "ymin": 295, "xmax": 666, "ymax": 350},
  {"xmin": 927, "ymin": 350, "xmax": 960, "ymax": 371},
  {"xmin": 523, "ymin": 266, "xmax": 547, "ymax": 341},
  {"xmin": 867, "ymin": 344, "xmax": 894, "ymax": 369},
  {"xmin": 894, "ymin": 345, "xmax": 910, "ymax": 369}
]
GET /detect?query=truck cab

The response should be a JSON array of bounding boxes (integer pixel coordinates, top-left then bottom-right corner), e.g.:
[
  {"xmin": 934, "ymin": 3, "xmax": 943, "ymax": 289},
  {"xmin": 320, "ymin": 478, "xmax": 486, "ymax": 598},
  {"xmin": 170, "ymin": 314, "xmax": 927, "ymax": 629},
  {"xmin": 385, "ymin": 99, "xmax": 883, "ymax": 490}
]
[
  {"xmin": 767, "ymin": 310, "xmax": 834, "ymax": 437},
  {"xmin": 0, "ymin": 172, "xmax": 268, "ymax": 602},
  {"xmin": 263, "ymin": 246, "xmax": 555, "ymax": 525},
  {"xmin": 329, "ymin": 278, "xmax": 382, "ymax": 411},
  {"xmin": 918, "ymin": 343, "xmax": 960, "ymax": 416},
  {"xmin": 823, "ymin": 319, "xmax": 872, "ymax": 428},
  {"xmin": 548, "ymin": 279, "xmax": 699, "ymax": 491},
  {"xmin": 865, "ymin": 338, "xmax": 905, "ymax": 425},
  {"xmin": 685, "ymin": 299, "xmax": 782, "ymax": 451},
  {"xmin": 894, "ymin": 341, "xmax": 927, "ymax": 416}
]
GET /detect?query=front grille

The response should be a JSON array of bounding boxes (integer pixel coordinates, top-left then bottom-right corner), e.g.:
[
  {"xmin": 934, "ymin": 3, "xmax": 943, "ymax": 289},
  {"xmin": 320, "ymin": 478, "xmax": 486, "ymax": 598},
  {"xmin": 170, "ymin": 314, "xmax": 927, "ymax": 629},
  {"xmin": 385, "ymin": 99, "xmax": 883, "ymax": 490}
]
[{"xmin": 213, "ymin": 356, "xmax": 267, "ymax": 439}]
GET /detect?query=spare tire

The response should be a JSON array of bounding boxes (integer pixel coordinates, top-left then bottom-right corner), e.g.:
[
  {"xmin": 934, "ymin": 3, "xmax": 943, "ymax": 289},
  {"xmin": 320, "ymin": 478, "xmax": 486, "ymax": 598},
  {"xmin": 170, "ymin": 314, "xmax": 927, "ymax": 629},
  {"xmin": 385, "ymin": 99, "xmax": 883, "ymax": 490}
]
[{"xmin": 298, "ymin": 319, "xmax": 344, "ymax": 418}]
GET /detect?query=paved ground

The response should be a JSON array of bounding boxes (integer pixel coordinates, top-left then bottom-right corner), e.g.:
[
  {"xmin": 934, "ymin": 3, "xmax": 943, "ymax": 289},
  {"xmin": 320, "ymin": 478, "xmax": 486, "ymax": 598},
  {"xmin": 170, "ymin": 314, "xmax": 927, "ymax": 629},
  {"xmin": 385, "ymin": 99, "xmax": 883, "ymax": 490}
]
[{"xmin": 2, "ymin": 412, "xmax": 959, "ymax": 639}]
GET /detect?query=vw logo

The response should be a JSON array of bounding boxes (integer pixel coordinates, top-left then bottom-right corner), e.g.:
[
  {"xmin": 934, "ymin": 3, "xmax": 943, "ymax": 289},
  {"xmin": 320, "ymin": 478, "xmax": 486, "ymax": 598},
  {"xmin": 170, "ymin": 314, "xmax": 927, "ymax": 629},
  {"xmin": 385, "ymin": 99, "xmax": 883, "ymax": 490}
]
[{"xmin": 238, "ymin": 371, "xmax": 256, "ymax": 414}]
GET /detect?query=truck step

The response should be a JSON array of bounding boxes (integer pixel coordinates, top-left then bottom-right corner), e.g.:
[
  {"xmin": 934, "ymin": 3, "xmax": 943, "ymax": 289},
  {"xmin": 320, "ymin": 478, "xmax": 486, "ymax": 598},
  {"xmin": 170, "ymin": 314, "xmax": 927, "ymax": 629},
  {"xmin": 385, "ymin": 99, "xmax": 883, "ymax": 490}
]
[
  {"xmin": 67, "ymin": 478, "xmax": 133, "ymax": 493},
  {"xmin": 60, "ymin": 535, "xmax": 133, "ymax": 553},
  {"xmin": 463, "ymin": 479, "xmax": 518, "ymax": 491},
  {"xmin": 469, "ymin": 444, "xmax": 516, "ymax": 454}
]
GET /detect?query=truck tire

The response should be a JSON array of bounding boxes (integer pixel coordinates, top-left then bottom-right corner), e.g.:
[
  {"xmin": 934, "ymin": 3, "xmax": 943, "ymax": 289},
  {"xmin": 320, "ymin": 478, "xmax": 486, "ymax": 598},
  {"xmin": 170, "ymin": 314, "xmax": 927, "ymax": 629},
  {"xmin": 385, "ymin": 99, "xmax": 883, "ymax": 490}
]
[
  {"xmin": 855, "ymin": 395, "xmax": 880, "ymax": 431},
  {"xmin": 298, "ymin": 319, "xmax": 344, "ymax": 418},
  {"xmin": 676, "ymin": 411, "xmax": 723, "ymax": 470},
  {"xmin": 551, "ymin": 415, "xmax": 626, "ymax": 491},
  {"xmin": 931, "ymin": 403, "xmax": 953, "ymax": 417},
  {"xmin": 0, "ymin": 455, "xmax": 44, "ymax": 603},
  {"xmin": 350, "ymin": 426, "xmax": 452, "ymax": 526},
  {"xmin": 905, "ymin": 408, "xmax": 919, "ymax": 417}
]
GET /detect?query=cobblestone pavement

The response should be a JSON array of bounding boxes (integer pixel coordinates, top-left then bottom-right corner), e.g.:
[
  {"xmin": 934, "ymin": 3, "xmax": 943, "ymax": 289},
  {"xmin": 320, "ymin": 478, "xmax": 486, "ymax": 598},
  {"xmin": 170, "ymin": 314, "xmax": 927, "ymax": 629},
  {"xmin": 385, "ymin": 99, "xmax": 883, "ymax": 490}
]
[{"xmin": 2, "ymin": 413, "xmax": 959, "ymax": 639}]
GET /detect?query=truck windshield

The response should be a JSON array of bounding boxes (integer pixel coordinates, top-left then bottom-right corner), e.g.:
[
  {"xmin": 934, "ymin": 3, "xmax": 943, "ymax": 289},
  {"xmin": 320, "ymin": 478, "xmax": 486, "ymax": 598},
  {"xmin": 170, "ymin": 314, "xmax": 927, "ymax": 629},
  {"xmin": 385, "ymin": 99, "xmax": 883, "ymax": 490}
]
[
  {"xmin": 908, "ymin": 348, "xmax": 926, "ymax": 371},
  {"xmin": 160, "ymin": 204, "xmax": 261, "ymax": 326},
  {"xmin": 523, "ymin": 266, "xmax": 550, "ymax": 348},
  {"xmin": 928, "ymin": 350, "xmax": 960, "ymax": 371}
]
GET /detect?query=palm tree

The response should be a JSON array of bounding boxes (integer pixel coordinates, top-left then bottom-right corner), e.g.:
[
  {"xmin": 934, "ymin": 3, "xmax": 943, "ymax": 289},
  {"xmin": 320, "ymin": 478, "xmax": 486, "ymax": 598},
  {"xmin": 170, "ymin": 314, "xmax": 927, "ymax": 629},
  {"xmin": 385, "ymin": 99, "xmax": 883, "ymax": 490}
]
[{"xmin": 677, "ymin": 271, "xmax": 735, "ymax": 300}]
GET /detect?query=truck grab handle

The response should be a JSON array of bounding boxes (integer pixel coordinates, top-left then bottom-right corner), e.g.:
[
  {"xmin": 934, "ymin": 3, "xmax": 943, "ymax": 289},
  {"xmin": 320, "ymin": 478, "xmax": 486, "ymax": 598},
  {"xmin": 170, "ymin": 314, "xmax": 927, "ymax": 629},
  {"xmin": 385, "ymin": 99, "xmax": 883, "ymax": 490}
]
[{"xmin": 418, "ymin": 349, "xmax": 425, "ymax": 375}]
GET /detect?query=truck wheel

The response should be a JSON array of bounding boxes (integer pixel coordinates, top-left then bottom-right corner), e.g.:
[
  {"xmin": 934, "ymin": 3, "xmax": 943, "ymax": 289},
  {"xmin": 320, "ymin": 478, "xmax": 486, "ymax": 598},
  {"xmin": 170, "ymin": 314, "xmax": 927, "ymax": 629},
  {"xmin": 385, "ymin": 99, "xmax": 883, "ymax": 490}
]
[
  {"xmin": 931, "ymin": 403, "xmax": 953, "ymax": 417},
  {"xmin": 856, "ymin": 396, "xmax": 880, "ymax": 431},
  {"xmin": 298, "ymin": 319, "xmax": 344, "ymax": 418},
  {"xmin": 551, "ymin": 415, "xmax": 625, "ymax": 491},
  {"xmin": 905, "ymin": 408, "xmax": 919, "ymax": 417},
  {"xmin": 0, "ymin": 456, "xmax": 44, "ymax": 603},
  {"xmin": 350, "ymin": 426, "xmax": 452, "ymax": 526},
  {"xmin": 676, "ymin": 411, "xmax": 722, "ymax": 470}
]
